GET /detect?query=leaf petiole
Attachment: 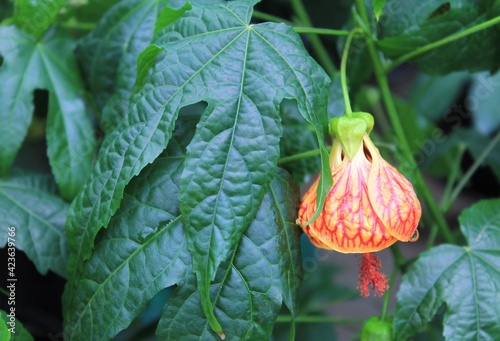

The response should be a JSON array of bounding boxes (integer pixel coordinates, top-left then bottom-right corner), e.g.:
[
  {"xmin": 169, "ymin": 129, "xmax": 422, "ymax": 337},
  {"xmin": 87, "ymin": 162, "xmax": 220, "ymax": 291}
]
[
  {"xmin": 386, "ymin": 15, "xmax": 500, "ymax": 72},
  {"xmin": 291, "ymin": 0, "xmax": 337, "ymax": 76},
  {"xmin": 276, "ymin": 315, "xmax": 364, "ymax": 324},
  {"xmin": 278, "ymin": 148, "xmax": 323, "ymax": 164},
  {"xmin": 293, "ymin": 27, "xmax": 350, "ymax": 36},
  {"xmin": 445, "ymin": 130, "xmax": 500, "ymax": 212}
]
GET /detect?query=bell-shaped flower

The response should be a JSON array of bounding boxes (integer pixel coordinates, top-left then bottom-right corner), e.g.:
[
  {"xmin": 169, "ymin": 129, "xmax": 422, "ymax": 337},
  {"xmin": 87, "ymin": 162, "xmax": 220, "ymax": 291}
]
[
  {"xmin": 297, "ymin": 112, "xmax": 421, "ymax": 295},
  {"xmin": 298, "ymin": 113, "xmax": 421, "ymax": 253}
]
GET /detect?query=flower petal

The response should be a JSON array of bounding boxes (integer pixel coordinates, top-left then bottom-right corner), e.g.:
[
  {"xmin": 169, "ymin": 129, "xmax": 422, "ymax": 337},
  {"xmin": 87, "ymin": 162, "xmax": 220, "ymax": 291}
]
[
  {"xmin": 366, "ymin": 138, "xmax": 422, "ymax": 241},
  {"xmin": 299, "ymin": 154, "xmax": 397, "ymax": 253}
]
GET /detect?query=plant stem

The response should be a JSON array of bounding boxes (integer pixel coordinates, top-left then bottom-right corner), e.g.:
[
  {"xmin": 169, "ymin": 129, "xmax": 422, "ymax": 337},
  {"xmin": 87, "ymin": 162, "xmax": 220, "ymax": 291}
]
[
  {"xmin": 288, "ymin": 320, "xmax": 296, "ymax": 341},
  {"xmin": 278, "ymin": 148, "xmax": 322, "ymax": 164},
  {"xmin": 355, "ymin": 0, "xmax": 455, "ymax": 244},
  {"xmin": 60, "ymin": 21, "xmax": 97, "ymax": 31},
  {"xmin": 291, "ymin": 0, "xmax": 337, "ymax": 77},
  {"xmin": 252, "ymin": 10, "xmax": 293, "ymax": 25},
  {"xmin": 445, "ymin": 130, "xmax": 500, "ymax": 212},
  {"xmin": 380, "ymin": 268, "xmax": 398, "ymax": 322},
  {"xmin": 340, "ymin": 30, "xmax": 357, "ymax": 116},
  {"xmin": 387, "ymin": 16, "xmax": 500, "ymax": 72},
  {"xmin": 277, "ymin": 315, "xmax": 364, "ymax": 324},
  {"xmin": 293, "ymin": 27, "xmax": 351, "ymax": 36},
  {"xmin": 440, "ymin": 144, "xmax": 466, "ymax": 211}
]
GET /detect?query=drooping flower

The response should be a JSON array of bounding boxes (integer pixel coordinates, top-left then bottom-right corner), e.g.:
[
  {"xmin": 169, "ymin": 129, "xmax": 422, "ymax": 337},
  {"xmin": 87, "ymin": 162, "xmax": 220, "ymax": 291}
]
[{"xmin": 297, "ymin": 112, "xmax": 421, "ymax": 296}]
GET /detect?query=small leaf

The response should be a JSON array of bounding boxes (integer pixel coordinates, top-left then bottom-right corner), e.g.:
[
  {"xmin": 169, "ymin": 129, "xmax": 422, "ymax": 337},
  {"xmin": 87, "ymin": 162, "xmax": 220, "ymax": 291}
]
[
  {"xmin": 393, "ymin": 199, "xmax": 500, "ymax": 340},
  {"xmin": 78, "ymin": 0, "xmax": 170, "ymax": 131},
  {"xmin": 378, "ymin": 0, "xmax": 500, "ymax": 73},
  {"xmin": 372, "ymin": 0, "xmax": 386, "ymax": 20},
  {"xmin": 13, "ymin": 0, "xmax": 64, "ymax": 38},
  {"xmin": 1, "ymin": 310, "xmax": 34, "ymax": 341},
  {"xmin": 154, "ymin": 1, "xmax": 191, "ymax": 33},
  {"xmin": 64, "ymin": 155, "xmax": 191, "ymax": 341},
  {"xmin": 0, "ymin": 173, "xmax": 68, "ymax": 277},
  {"xmin": 0, "ymin": 26, "xmax": 95, "ymax": 200},
  {"xmin": 157, "ymin": 168, "xmax": 302, "ymax": 341}
]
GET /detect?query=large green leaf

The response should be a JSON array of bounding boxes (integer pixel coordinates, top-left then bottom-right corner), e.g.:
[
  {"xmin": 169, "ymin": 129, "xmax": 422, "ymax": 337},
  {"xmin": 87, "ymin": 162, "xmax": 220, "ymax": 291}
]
[
  {"xmin": 0, "ymin": 173, "xmax": 68, "ymax": 277},
  {"xmin": 64, "ymin": 0, "xmax": 330, "ymax": 333},
  {"xmin": 378, "ymin": 0, "xmax": 500, "ymax": 74},
  {"xmin": 393, "ymin": 199, "xmax": 500, "ymax": 340},
  {"xmin": 78, "ymin": 0, "xmax": 171, "ymax": 132},
  {"xmin": 0, "ymin": 310, "xmax": 34, "ymax": 341},
  {"xmin": 157, "ymin": 168, "xmax": 302, "ymax": 340},
  {"xmin": 0, "ymin": 26, "xmax": 95, "ymax": 200},
  {"xmin": 64, "ymin": 153, "xmax": 191, "ymax": 340},
  {"xmin": 13, "ymin": 0, "xmax": 64, "ymax": 38}
]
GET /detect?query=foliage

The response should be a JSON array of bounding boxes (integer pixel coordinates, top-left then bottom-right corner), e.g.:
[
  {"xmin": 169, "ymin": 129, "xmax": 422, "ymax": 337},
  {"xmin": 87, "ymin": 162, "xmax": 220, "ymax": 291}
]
[{"xmin": 0, "ymin": 0, "xmax": 499, "ymax": 340}]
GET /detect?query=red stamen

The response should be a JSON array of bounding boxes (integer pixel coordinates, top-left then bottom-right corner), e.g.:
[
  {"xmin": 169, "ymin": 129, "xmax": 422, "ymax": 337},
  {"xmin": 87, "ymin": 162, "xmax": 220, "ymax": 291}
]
[{"xmin": 358, "ymin": 253, "xmax": 389, "ymax": 297}]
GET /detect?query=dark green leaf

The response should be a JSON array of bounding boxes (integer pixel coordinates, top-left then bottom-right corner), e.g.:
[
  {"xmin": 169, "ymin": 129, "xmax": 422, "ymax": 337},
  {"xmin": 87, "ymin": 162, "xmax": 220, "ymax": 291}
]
[
  {"xmin": 78, "ymin": 0, "xmax": 170, "ymax": 132},
  {"xmin": 327, "ymin": 73, "xmax": 346, "ymax": 119},
  {"xmin": 152, "ymin": 2, "xmax": 329, "ymax": 331},
  {"xmin": 408, "ymin": 71, "xmax": 469, "ymax": 123},
  {"xmin": 423, "ymin": 128, "xmax": 500, "ymax": 181},
  {"xmin": 0, "ymin": 26, "xmax": 95, "ymax": 200},
  {"xmin": 372, "ymin": 0, "xmax": 386, "ymax": 20},
  {"xmin": 0, "ymin": 173, "xmax": 68, "ymax": 277},
  {"xmin": 378, "ymin": 0, "xmax": 500, "ymax": 74},
  {"xmin": 279, "ymin": 99, "xmax": 320, "ymax": 184},
  {"xmin": 64, "ymin": 1, "xmax": 329, "ymax": 334},
  {"xmin": 469, "ymin": 71, "xmax": 500, "ymax": 135},
  {"xmin": 0, "ymin": 310, "xmax": 34, "ymax": 341},
  {"xmin": 64, "ymin": 155, "xmax": 191, "ymax": 341},
  {"xmin": 13, "ymin": 0, "xmax": 64, "ymax": 38},
  {"xmin": 393, "ymin": 199, "xmax": 500, "ymax": 340},
  {"xmin": 157, "ymin": 168, "xmax": 302, "ymax": 340}
]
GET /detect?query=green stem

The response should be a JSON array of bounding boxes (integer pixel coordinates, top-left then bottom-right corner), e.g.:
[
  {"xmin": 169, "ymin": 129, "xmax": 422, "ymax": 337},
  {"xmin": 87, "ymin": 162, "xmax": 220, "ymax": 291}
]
[
  {"xmin": 278, "ymin": 148, "xmax": 322, "ymax": 164},
  {"xmin": 355, "ymin": 0, "xmax": 455, "ymax": 244},
  {"xmin": 252, "ymin": 10, "xmax": 293, "ymax": 25},
  {"xmin": 380, "ymin": 268, "xmax": 398, "ymax": 322},
  {"xmin": 291, "ymin": 0, "xmax": 337, "ymax": 77},
  {"xmin": 445, "ymin": 130, "xmax": 500, "ymax": 212},
  {"xmin": 288, "ymin": 320, "xmax": 296, "ymax": 341},
  {"xmin": 293, "ymin": 27, "xmax": 350, "ymax": 36},
  {"xmin": 0, "ymin": 287, "xmax": 8, "ymax": 297},
  {"xmin": 425, "ymin": 223, "xmax": 439, "ymax": 250},
  {"xmin": 60, "ymin": 21, "xmax": 97, "ymax": 31},
  {"xmin": 340, "ymin": 30, "xmax": 357, "ymax": 116},
  {"xmin": 440, "ymin": 144, "xmax": 466, "ymax": 211},
  {"xmin": 277, "ymin": 315, "xmax": 364, "ymax": 324},
  {"xmin": 387, "ymin": 16, "xmax": 500, "ymax": 72}
]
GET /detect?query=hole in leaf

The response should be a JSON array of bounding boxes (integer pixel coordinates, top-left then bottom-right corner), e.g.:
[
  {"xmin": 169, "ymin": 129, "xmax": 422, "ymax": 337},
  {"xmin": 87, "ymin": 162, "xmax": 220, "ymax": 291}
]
[
  {"xmin": 427, "ymin": 2, "xmax": 451, "ymax": 20},
  {"xmin": 33, "ymin": 89, "xmax": 49, "ymax": 119}
]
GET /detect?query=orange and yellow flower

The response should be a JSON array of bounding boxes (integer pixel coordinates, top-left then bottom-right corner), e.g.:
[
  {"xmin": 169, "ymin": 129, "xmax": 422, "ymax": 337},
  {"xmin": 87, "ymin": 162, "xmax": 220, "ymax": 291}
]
[
  {"xmin": 297, "ymin": 113, "xmax": 421, "ymax": 296},
  {"xmin": 298, "ymin": 133, "xmax": 421, "ymax": 253}
]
